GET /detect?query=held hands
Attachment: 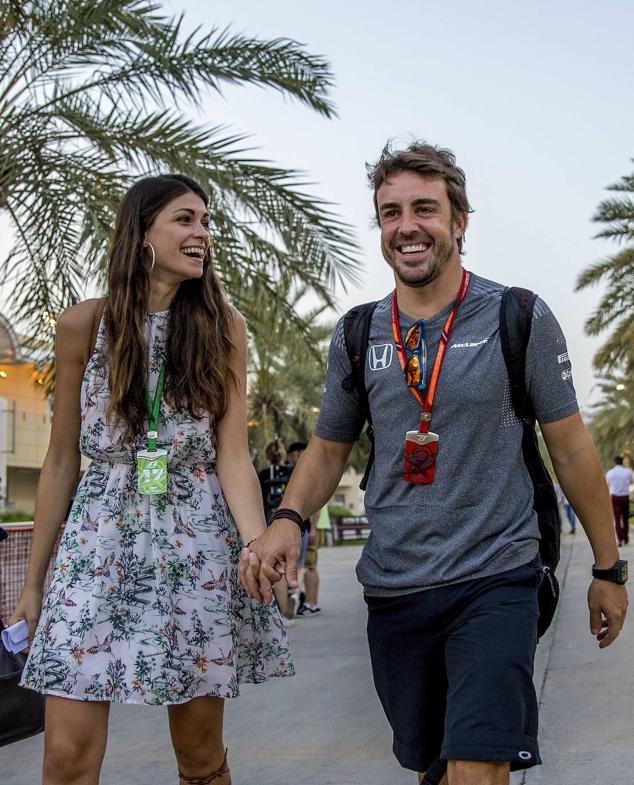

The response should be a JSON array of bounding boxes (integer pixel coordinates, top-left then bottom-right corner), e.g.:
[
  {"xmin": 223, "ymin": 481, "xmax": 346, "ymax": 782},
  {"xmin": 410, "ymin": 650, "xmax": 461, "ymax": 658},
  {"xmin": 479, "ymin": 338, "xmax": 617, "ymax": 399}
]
[
  {"xmin": 238, "ymin": 520, "xmax": 302, "ymax": 604},
  {"xmin": 587, "ymin": 580, "xmax": 628, "ymax": 648}
]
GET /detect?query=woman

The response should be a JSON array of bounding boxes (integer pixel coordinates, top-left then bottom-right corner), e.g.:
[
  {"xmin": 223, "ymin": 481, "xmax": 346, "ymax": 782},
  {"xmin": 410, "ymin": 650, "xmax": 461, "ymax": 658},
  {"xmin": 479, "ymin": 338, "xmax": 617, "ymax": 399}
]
[{"xmin": 9, "ymin": 174, "xmax": 293, "ymax": 785}]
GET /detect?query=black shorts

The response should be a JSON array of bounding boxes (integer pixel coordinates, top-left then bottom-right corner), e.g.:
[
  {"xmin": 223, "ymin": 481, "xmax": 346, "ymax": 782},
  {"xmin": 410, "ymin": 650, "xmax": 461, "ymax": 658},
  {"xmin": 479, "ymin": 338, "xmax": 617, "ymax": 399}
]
[{"xmin": 365, "ymin": 556, "xmax": 542, "ymax": 777}]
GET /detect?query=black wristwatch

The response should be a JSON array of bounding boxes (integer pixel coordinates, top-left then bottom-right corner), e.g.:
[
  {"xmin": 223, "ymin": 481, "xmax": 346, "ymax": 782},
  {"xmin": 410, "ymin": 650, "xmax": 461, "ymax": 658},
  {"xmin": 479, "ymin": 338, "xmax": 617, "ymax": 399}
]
[{"xmin": 592, "ymin": 559, "xmax": 628, "ymax": 585}]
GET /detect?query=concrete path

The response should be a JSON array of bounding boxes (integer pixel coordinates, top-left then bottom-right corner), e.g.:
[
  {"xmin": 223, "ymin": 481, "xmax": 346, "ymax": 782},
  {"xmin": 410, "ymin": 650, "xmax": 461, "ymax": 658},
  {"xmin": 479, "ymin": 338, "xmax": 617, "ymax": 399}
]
[{"xmin": 1, "ymin": 532, "xmax": 631, "ymax": 785}]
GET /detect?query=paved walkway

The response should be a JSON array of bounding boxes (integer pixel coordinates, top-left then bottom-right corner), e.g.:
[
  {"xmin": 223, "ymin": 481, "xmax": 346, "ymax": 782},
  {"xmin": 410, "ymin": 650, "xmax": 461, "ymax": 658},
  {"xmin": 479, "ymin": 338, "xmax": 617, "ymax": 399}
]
[{"xmin": 1, "ymin": 532, "xmax": 631, "ymax": 784}]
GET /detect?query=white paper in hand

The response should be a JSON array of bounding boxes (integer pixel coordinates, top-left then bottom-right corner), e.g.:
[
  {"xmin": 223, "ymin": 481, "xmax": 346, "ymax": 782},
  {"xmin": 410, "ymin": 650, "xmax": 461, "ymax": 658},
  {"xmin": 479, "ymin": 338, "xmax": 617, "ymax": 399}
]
[{"xmin": 1, "ymin": 618, "xmax": 29, "ymax": 654}]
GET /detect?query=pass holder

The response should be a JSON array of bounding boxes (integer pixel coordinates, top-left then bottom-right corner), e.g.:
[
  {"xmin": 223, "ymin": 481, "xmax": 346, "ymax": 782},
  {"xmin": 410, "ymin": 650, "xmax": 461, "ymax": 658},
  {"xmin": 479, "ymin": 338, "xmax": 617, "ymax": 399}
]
[
  {"xmin": 137, "ymin": 446, "xmax": 168, "ymax": 495},
  {"xmin": 138, "ymin": 364, "xmax": 168, "ymax": 495},
  {"xmin": 404, "ymin": 412, "xmax": 440, "ymax": 485}
]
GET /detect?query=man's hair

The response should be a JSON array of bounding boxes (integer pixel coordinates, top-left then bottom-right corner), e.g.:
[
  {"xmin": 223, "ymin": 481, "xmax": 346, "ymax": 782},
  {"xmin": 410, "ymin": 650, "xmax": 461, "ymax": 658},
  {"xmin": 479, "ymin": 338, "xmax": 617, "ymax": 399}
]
[
  {"xmin": 287, "ymin": 441, "xmax": 307, "ymax": 454},
  {"xmin": 614, "ymin": 455, "xmax": 624, "ymax": 465},
  {"xmin": 367, "ymin": 140, "xmax": 473, "ymax": 253}
]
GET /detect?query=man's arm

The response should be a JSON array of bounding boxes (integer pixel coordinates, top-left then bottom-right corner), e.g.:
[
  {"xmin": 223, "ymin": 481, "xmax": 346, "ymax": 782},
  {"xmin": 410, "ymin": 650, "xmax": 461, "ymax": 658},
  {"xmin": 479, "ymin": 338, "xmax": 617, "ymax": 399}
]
[
  {"xmin": 541, "ymin": 412, "xmax": 628, "ymax": 648},
  {"xmin": 239, "ymin": 436, "xmax": 354, "ymax": 602}
]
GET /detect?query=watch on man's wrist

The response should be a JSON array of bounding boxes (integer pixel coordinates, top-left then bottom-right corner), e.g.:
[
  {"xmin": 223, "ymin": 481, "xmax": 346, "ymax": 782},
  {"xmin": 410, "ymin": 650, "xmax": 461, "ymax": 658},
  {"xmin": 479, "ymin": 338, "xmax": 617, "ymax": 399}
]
[{"xmin": 592, "ymin": 559, "xmax": 628, "ymax": 585}]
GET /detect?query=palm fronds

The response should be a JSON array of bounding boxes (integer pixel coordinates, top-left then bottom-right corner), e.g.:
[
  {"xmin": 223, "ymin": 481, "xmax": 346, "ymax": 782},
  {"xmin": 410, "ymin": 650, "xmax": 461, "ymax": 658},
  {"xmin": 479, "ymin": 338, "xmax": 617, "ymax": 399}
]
[
  {"xmin": 0, "ymin": 0, "xmax": 360, "ymax": 353},
  {"xmin": 576, "ymin": 163, "xmax": 634, "ymax": 374}
]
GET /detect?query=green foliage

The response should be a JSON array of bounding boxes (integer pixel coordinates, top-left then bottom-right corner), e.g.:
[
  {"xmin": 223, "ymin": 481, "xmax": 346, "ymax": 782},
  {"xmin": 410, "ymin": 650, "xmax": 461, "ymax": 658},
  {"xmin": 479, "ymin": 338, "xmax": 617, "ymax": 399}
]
[
  {"xmin": 576, "ymin": 162, "xmax": 634, "ymax": 374},
  {"xmin": 587, "ymin": 373, "xmax": 634, "ymax": 467},
  {"xmin": 0, "ymin": 0, "xmax": 361, "ymax": 353},
  {"xmin": 0, "ymin": 510, "xmax": 33, "ymax": 522},
  {"xmin": 247, "ymin": 281, "xmax": 330, "ymax": 465},
  {"xmin": 327, "ymin": 505, "xmax": 353, "ymax": 517}
]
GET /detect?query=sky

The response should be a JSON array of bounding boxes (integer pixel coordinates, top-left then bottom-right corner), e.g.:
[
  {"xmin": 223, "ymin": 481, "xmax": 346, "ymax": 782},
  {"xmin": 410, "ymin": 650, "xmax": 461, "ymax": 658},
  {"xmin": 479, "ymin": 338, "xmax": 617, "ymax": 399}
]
[{"xmin": 2, "ymin": 0, "xmax": 633, "ymax": 410}]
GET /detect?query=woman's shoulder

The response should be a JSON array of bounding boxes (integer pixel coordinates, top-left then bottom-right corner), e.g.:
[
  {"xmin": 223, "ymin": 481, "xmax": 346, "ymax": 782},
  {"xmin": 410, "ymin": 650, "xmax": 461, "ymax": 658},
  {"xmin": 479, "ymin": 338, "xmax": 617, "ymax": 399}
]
[
  {"xmin": 56, "ymin": 299, "xmax": 106, "ymax": 364},
  {"xmin": 225, "ymin": 304, "xmax": 246, "ymax": 333},
  {"xmin": 57, "ymin": 298, "xmax": 104, "ymax": 333}
]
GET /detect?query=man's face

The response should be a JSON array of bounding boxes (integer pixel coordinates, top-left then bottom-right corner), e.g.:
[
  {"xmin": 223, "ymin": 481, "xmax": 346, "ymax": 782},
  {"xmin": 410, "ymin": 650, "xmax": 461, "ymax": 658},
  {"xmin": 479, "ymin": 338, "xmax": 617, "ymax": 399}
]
[{"xmin": 377, "ymin": 171, "xmax": 467, "ymax": 288}]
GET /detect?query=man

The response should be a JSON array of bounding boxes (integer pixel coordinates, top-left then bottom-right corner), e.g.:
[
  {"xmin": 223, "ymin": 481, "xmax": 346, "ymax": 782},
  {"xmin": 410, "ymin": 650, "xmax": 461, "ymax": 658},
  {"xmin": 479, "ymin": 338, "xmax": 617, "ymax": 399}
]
[
  {"xmin": 240, "ymin": 142, "xmax": 628, "ymax": 785},
  {"xmin": 257, "ymin": 440, "xmax": 309, "ymax": 619},
  {"xmin": 285, "ymin": 441, "xmax": 311, "ymax": 616},
  {"xmin": 606, "ymin": 456, "xmax": 634, "ymax": 546}
]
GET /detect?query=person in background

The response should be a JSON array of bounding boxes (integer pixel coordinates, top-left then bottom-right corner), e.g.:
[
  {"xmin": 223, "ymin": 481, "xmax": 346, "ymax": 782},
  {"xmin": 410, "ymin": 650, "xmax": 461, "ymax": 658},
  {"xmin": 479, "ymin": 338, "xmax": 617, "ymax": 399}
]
[
  {"xmin": 257, "ymin": 440, "xmax": 310, "ymax": 621},
  {"xmin": 298, "ymin": 506, "xmax": 328, "ymax": 616},
  {"xmin": 285, "ymin": 442, "xmax": 310, "ymax": 618},
  {"xmin": 606, "ymin": 456, "xmax": 634, "ymax": 546}
]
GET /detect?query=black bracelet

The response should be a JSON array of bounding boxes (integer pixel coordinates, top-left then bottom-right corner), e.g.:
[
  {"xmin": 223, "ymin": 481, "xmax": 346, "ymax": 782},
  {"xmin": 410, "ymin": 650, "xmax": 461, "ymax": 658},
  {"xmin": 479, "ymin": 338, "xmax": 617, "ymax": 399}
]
[{"xmin": 268, "ymin": 507, "xmax": 307, "ymax": 535}]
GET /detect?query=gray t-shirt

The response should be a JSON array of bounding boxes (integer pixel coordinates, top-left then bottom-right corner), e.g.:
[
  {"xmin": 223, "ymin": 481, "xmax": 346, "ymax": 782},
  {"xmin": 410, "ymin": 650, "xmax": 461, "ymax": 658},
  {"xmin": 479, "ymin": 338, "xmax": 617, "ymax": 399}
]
[{"xmin": 315, "ymin": 272, "xmax": 579, "ymax": 595}]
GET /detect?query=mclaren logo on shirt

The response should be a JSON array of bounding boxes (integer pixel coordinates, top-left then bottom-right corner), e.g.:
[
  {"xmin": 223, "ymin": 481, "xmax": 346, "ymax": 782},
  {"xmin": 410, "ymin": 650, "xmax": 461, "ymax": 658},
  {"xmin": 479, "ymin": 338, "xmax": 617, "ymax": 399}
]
[{"xmin": 368, "ymin": 344, "xmax": 394, "ymax": 371}]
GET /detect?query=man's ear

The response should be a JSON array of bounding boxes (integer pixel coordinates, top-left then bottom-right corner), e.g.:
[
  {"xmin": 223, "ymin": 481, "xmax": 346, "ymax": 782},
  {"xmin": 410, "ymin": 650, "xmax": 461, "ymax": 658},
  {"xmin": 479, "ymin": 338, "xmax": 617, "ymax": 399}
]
[{"xmin": 455, "ymin": 211, "xmax": 469, "ymax": 240}]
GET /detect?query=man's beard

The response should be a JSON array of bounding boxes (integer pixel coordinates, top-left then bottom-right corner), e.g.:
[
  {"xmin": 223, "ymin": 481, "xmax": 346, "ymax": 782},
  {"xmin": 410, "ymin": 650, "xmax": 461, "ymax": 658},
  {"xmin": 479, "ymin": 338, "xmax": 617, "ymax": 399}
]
[{"xmin": 388, "ymin": 230, "xmax": 455, "ymax": 289}]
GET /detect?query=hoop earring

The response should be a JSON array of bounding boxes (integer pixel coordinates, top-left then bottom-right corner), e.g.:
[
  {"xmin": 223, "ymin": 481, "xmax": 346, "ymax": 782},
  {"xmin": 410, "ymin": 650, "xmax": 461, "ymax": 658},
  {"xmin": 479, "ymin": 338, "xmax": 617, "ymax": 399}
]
[{"xmin": 144, "ymin": 242, "xmax": 156, "ymax": 272}]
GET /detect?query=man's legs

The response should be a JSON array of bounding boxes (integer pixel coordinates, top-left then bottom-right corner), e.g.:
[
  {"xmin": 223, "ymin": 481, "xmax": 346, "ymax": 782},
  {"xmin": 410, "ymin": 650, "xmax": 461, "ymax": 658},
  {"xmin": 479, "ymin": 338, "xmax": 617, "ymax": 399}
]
[
  {"xmin": 365, "ymin": 591, "xmax": 447, "ymax": 775},
  {"xmin": 366, "ymin": 560, "xmax": 541, "ymax": 781},
  {"xmin": 418, "ymin": 761, "xmax": 509, "ymax": 785},
  {"xmin": 302, "ymin": 540, "xmax": 320, "ymax": 611},
  {"xmin": 617, "ymin": 496, "xmax": 630, "ymax": 544},
  {"xmin": 611, "ymin": 495, "xmax": 628, "ymax": 544},
  {"xmin": 447, "ymin": 760, "xmax": 509, "ymax": 784}
]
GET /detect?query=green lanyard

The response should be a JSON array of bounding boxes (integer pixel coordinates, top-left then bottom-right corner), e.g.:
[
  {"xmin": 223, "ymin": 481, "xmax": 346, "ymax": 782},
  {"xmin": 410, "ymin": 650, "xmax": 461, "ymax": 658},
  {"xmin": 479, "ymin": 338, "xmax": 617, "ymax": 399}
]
[{"xmin": 145, "ymin": 364, "xmax": 165, "ymax": 452}]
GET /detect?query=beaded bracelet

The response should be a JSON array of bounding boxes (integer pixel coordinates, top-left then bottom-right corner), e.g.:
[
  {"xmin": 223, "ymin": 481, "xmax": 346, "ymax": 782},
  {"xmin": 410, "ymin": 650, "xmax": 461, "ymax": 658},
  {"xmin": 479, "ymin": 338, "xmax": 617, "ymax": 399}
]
[{"xmin": 268, "ymin": 507, "xmax": 307, "ymax": 535}]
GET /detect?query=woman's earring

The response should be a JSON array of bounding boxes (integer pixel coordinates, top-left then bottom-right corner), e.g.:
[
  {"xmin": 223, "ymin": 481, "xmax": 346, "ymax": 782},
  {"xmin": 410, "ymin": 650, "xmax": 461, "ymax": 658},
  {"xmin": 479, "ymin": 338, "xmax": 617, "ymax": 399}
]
[{"xmin": 144, "ymin": 242, "xmax": 156, "ymax": 272}]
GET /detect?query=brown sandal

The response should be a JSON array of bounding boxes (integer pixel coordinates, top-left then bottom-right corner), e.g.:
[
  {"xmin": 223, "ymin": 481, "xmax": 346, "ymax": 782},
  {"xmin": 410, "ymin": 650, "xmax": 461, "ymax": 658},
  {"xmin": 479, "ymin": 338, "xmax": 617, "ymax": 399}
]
[{"xmin": 178, "ymin": 749, "xmax": 231, "ymax": 785}]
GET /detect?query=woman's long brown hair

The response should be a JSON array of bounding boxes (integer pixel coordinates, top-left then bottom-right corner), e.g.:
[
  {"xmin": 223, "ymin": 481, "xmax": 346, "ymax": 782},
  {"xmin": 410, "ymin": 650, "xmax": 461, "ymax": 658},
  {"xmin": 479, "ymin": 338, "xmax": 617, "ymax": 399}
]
[{"xmin": 105, "ymin": 174, "xmax": 235, "ymax": 442}]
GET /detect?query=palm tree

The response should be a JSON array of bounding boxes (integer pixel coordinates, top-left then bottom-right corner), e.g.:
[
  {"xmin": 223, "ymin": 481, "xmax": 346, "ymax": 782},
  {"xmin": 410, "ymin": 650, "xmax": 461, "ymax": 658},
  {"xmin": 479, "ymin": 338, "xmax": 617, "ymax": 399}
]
[
  {"xmin": 246, "ymin": 282, "xmax": 330, "ymax": 465},
  {"xmin": 576, "ymin": 161, "xmax": 634, "ymax": 373},
  {"xmin": 0, "ymin": 0, "xmax": 360, "ymax": 349},
  {"xmin": 245, "ymin": 282, "xmax": 372, "ymax": 473},
  {"xmin": 587, "ymin": 374, "xmax": 634, "ymax": 466}
]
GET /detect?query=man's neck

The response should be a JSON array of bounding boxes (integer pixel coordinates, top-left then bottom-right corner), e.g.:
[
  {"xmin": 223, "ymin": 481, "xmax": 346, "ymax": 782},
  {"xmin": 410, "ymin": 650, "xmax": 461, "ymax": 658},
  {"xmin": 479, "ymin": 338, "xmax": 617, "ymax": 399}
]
[{"xmin": 394, "ymin": 261, "xmax": 465, "ymax": 320}]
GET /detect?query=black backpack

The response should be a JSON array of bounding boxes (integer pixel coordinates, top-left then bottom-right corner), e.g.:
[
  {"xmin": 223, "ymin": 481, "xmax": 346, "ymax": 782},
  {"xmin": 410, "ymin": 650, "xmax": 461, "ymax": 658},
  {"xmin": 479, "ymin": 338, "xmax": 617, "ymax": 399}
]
[{"xmin": 342, "ymin": 287, "xmax": 560, "ymax": 639}]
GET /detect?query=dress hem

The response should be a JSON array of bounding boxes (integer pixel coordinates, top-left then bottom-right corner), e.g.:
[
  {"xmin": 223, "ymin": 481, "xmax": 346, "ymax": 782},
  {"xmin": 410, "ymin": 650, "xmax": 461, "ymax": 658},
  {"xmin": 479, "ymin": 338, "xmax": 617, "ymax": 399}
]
[{"xmin": 22, "ymin": 671, "xmax": 294, "ymax": 706}]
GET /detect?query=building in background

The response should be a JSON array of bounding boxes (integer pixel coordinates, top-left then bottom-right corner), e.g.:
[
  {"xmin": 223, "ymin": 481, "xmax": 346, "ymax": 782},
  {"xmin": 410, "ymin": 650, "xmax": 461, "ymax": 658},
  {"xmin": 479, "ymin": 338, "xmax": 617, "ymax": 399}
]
[
  {"xmin": 0, "ymin": 312, "xmax": 51, "ymax": 515},
  {"xmin": 331, "ymin": 465, "xmax": 365, "ymax": 515}
]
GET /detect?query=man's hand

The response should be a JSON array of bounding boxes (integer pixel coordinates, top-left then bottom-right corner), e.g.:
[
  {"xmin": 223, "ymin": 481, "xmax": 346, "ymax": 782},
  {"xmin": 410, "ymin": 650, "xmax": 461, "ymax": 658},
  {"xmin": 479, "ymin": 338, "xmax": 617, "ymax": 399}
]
[
  {"xmin": 588, "ymin": 580, "xmax": 628, "ymax": 648},
  {"xmin": 238, "ymin": 520, "xmax": 302, "ymax": 604}
]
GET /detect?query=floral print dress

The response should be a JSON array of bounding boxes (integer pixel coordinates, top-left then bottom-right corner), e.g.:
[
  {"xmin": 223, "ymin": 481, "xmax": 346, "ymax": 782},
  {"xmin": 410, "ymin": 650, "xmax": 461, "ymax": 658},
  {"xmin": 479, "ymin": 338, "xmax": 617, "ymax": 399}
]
[{"xmin": 23, "ymin": 312, "xmax": 293, "ymax": 704}]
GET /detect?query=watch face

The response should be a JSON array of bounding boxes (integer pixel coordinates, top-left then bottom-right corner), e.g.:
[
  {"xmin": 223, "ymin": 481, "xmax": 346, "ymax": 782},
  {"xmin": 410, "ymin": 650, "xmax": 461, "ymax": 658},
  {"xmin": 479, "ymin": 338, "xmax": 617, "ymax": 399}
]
[{"xmin": 619, "ymin": 561, "xmax": 628, "ymax": 582}]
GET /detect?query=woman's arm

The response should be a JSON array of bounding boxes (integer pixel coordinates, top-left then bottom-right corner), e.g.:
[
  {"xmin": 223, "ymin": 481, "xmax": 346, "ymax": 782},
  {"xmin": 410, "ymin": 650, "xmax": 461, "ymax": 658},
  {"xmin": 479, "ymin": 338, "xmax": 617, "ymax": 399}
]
[
  {"xmin": 215, "ymin": 308, "xmax": 266, "ymax": 546},
  {"xmin": 8, "ymin": 300, "xmax": 97, "ymax": 639}
]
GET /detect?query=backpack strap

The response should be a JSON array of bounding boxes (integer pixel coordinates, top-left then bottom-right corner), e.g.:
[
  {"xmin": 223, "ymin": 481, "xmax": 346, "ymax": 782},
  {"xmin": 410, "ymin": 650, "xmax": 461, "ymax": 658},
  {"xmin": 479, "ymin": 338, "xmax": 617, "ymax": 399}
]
[
  {"xmin": 499, "ymin": 287, "xmax": 560, "ymax": 571},
  {"xmin": 342, "ymin": 301, "xmax": 378, "ymax": 490},
  {"xmin": 499, "ymin": 287, "xmax": 535, "ymax": 423}
]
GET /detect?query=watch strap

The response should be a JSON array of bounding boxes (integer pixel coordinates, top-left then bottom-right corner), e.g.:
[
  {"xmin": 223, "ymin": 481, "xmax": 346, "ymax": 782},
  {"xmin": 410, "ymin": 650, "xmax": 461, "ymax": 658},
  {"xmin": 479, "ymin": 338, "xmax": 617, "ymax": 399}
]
[{"xmin": 592, "ymin": 559, "xmax": 628, "ymax": 584}]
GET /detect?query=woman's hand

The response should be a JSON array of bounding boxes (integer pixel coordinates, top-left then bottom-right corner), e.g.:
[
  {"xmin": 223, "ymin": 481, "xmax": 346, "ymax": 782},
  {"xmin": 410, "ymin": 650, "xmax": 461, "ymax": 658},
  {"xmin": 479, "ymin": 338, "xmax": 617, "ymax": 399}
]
[{"xmin": 7, "ymin": 585, "xmax": 44, "ymax": 648}]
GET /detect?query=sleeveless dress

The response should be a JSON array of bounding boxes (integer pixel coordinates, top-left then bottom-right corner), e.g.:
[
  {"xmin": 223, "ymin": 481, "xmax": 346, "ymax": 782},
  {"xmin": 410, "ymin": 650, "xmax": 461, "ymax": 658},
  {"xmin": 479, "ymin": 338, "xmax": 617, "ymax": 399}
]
[{"xmin": 22, "ymin": 312, "xmax": 293, "ymax": 704}]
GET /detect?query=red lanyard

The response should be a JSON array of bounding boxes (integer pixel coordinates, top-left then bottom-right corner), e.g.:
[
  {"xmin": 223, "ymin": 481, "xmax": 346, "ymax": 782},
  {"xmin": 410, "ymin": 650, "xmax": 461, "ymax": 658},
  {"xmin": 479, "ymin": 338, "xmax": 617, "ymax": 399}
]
[{"xmin": 391, "ymin": 268, "xmax": 470, "ymax": 433}]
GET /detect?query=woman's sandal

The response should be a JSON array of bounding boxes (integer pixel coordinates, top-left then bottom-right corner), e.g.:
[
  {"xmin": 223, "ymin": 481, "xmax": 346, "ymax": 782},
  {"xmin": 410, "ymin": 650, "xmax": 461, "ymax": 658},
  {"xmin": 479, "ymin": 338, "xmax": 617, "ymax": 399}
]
[{"xmin": 178, "ymin": 749, "xmax": 231, "ymax": 785}]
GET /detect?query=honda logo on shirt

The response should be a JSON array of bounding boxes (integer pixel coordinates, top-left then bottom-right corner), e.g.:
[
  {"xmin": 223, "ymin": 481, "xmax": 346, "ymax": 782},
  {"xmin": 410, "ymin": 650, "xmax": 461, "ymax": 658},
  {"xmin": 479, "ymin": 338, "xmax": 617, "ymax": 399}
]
[{"xmin": 369, "ymin": 344, "xmax": 393, "ymax": 371}]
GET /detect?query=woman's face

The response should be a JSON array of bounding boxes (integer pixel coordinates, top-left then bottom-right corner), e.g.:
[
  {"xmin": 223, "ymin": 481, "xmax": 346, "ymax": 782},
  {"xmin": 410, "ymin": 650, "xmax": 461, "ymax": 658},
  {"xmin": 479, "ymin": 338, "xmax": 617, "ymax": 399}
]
[{"xmin": 144, "ymin": 191, "xmax": 211, "ymax": 283}]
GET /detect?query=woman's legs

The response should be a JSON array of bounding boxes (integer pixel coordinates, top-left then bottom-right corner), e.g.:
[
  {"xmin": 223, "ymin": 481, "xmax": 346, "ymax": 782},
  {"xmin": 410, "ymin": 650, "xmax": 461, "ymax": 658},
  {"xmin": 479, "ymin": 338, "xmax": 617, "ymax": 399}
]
[
  {"xmin": 42, "ymin": 696, "xmax": 110, "ymax": 785},
  {"xmin": 168, "ymin": 696, "xmax": 228, "ymax": 783}
]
